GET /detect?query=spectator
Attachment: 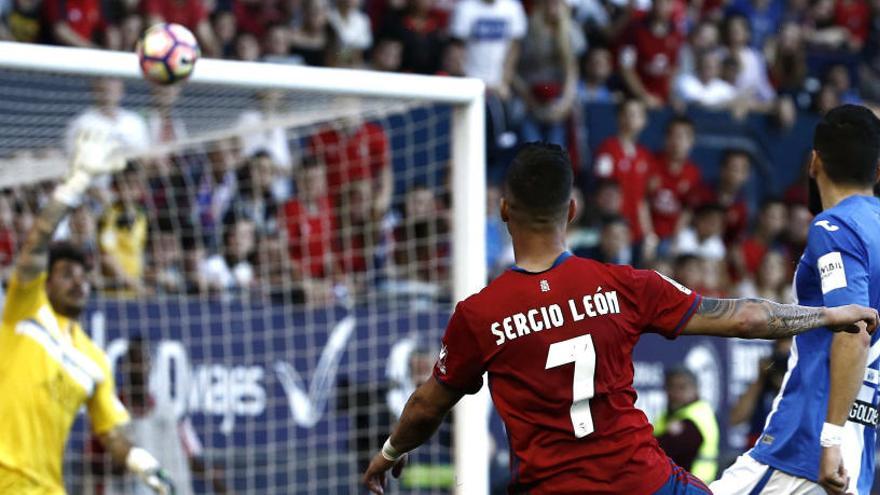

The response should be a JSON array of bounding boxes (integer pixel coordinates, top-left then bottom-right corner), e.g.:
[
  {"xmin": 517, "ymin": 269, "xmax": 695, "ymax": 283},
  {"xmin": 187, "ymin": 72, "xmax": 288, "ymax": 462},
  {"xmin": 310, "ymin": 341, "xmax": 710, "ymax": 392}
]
[
  {"xmin": 813, "ymin": 83, "xmax": 841, "ymax": 114},
  {"xmin": 212, "ymin": 10, "xmax": 237, "ymax": 58},
  {"xmin": 674, "ymin": 50, "xmax": 739, "ymax": 109},
  {"xmin": 228, "ymin": 152, "xmax": 280, "ymax": 235},
  {"xmin": 234, "ymin": 31, "xmax": 262, "ymax": 61},
  {"xmin": 437, "ymin": 41, "xmax": 465, "ymax": 76},
  {"xmin": 255, "ymin": 234, "xmax": 298, "ymax": 303},
  {"xmin": 262, "ymin": 23, "xmax": 298, "ymax": 64},
  {"xmin": 143, "ymin": 0, "xmax": 220, "ymax": 56},
  {"xmin": 368, "ymin": 36, "xmax": 403, "ymax": 71},
  {"xmin": 289, "ymin": 0, "xmax": 332, "ymax": 66},
  {"xmin": 720, "ymin": 14, "xmax": 776, "ymax": 107},
  {"xmin": 649, "ymin": 116, "xmax": 703, "ymax": 245},
  {"xmin": 593, "ymin": 98, "xmax": 656, "ymax": 248},
  {"xmin": 65, "ymin": 78, "xmax": 149, "ymax": 157},
  {"xmin": 449, "ymin": 0, "xmax": 527, "ymax": 94},
  {"xmin": 233, "ymin": 0, "xmax": 281, "ymax": 39},
  {"xmin": 673, "ymin": 253, "xmax": 704, "ymax": 293},
  {"xmin": 697, "ymin": 148, "xmax": 752, "ymax": 242},
  {"xmin": 391, "ymin": 185, "xmax": 449, "ymax": 288},
  {"xmin": 99, "ymin": 166, "xmax": 150, "ymax": 294},
  {"xmin": 333, "ymin": 174, "xmax": 394, "ymax": 291},
  {"xmin": 568, "ymin": 179, "xmax": 623, "ymax": 256},
  {"xmin": 118, "ymin": 13, "xmax": 142, "ymax": 50},
  {"xmin": 578, "ymin": 47, "xmax": 615, "ymax": 104},
  {"xmin": 202, "ymin": 216, "xmax": 258, "ymax": 292},
  {"xmin": 581, "ymin": 215, "xmax": 634, "ymax": 265},
  {"xmin": 735, "ymin": 249, "xmax": 791, "ymax": 301},
  {"xmin": 617, "ymin": 0, "xmax": 684, "ymax": 107},
  {"xmin": 671, "ymin": 203, "xmax": 727, "ymax": 261},
  {"xmin": 512, "ymin": 0, "xmax": 583, "ymax": 146},
  {"xmin": 44, "ymin": 0, "xmax": 106, "ymax": 47},
  {"xmin": 729, "ymin": 338, "xmax": 792, "ymax": 447},
  {"xmin": 196, "ymin": 138, "xmax": 240, "ymax": 243},
  {"xmin": 146, "ymin": 84, "xmax": 187, "ymax": 144},
  {"xmin": 677, "ymin": 20, "xmax": 721, "ymax": 78},
  {"xmin": 833, "ymin": 0, "xmax": 869, "ymax": 51},
  {"xmin": 328, "ymin": 0, "xmax": 373, "ymax": 66},
  {"xmin": 725, "ymin": 0, "xmax": 784, "ymax": 50},
  {"xmin": 382, "ymin": 0, "xmax": 445, "ymax": 74},
  {"xmin": 824, "ymin": 63, "xmax": 861, "ymax": 104},
  {"xmin": 0, "ymin": 0, "xmax": 41, "ymax": 42},
  {"xmin": 145, "ymin": 222, "xmax": 186, "ymax": 294},
  {"xmin": 181, "ymin": 233, "xmax": 209, "ymax": 294},
  {"xmin": 732, "ymin": 198, "xmax": 786, "ymax": 278},
  {"xmin": 282, "ymin": 157, "xmax": 335, "ymax": 280},
  {"xmin": 654, "ymin": 367, "xmax": 720, "ymax": 483},
  {"xmin": 308, "ymin": 117, "xmax": 391, "ymax": 214},
  {"xmin": 783, "ymin": 201, "xmax": 811, "ymax": 257},
  {"xmin": 235, "ymin": 90, "xmax": 293, "ymax": 173},
  {"xmin": 97, "ymin": 336, "xmax": 228, "ymax": 495},
  {"xmin": 766, "ymin": 21, "xmax": 808, "ymax": 100}
]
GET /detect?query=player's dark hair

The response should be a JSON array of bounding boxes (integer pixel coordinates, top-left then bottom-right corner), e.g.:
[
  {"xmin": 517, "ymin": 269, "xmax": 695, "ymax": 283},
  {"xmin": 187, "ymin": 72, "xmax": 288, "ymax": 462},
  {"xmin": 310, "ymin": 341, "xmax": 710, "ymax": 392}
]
[
  {"xmin": 503, "ymin": 142, "xmax": 573, "ymax": 229},
  {"xmin": 48, "ymin": 241, "xmax": 90, "ymax": 274},
  {"xmin": 813, "ymin": 104, "xmax": 880, "ymax": 186},
  {"xmin": 665, "ymin": 115, "xmax": 694, "ymax": 134}
]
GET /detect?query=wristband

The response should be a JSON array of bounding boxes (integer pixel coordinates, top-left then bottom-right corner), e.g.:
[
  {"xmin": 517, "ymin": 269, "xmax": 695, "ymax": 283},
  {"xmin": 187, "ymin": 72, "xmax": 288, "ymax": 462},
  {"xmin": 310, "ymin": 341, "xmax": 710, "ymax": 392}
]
[
  {"xmin": 381, "ymin": 437, "xmax": 404, "ymax": 462},
  {"xmin": 52, "ymin": 170, "xmax": 91, "ymax": 207},
  {"xmin": 820, "ymin": 422, "xmax": 844, "ymax": 447},
  {"xmin": 126, "ymin": 447, "xmax": 161, "ymax": 475}
]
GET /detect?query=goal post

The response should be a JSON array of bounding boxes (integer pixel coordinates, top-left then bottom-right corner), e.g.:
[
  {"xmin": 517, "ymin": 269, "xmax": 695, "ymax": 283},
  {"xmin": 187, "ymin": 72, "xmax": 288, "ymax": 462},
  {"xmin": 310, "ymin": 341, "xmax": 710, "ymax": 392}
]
[{"xmin": 0, "ymin": 41, "xmax": 489, "ymax": 494}]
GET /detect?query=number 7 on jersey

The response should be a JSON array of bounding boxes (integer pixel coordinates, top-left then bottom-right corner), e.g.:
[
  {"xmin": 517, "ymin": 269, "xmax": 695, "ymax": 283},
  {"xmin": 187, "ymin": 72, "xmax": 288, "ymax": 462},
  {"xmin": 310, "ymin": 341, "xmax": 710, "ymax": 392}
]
[{"xmin": 545, "ymin": 334, "xmax": 597, "ymax": 438}]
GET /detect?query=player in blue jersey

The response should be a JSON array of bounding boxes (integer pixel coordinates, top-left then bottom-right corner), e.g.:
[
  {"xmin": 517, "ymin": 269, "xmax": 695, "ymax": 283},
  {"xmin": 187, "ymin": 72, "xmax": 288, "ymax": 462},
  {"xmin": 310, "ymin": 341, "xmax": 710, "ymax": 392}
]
[{"xmin": 711, "ymin": 105, "xmax": 880, "ymax": 495}]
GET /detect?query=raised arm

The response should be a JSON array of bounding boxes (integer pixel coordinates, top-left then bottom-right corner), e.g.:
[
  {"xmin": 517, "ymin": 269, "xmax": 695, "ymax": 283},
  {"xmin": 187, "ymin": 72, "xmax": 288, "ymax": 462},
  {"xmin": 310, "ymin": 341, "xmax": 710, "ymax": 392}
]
[
  {"xmin": 363, "ymin": 377, "xmax": 463, "ymax": 494},
  {"xmin": 13, "ymin": 130, "xmax": 124, "ymax": 284},
  {"xmin": 681, "ymin": 297, "xmax": 878, "ymax": 338}
]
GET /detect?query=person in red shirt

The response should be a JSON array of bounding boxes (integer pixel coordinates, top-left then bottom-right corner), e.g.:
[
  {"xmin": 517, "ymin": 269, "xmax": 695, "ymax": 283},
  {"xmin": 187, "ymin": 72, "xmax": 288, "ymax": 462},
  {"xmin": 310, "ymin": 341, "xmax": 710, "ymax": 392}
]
[
  {"xmin": 143, "ymin": 0, "xmax": 219, "ymax": 55},
  {"xmin": 44, "ymin": 0, "xmax": 106, "ymax": 47},
  {"xmin": 731, "ymin": 198, "xmax": 787, "ymax": 280},
  {"xmin": 695, "ymin": 148, "xmax": 752, "ymax": 243},
  {"xmin": 308, "ymin": 119, "xmax": 392, "ymax": 209},
  {"xmin": 834, "ymin": 0, "xmax": 869, "ymax": 49},
  {"xmin": 593, "ymin": 98, "xmax": 656, "ymax": 249},
  {"xmin": 361, "ymin": 142, "xmax": 878, "ymax": 495},
  {"xmin": 650, "ymin": 116, "xmax": 703, "ymax": 244},
  {"xmin": 282, "ymin": 157, "xmax": 335, "ymax": 279},
  {"xmin": 617, "ymin": 0, "xmax": 684, "ymax": 106}
]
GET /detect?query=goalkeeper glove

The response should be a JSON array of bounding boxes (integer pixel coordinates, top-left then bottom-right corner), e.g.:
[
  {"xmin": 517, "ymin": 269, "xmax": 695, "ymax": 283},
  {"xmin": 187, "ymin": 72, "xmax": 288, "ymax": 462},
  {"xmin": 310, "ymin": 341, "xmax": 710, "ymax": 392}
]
[
  {"xmin": 126, "ymin": 447, "xmax": 177, "ymax": 495},
  {"xmin": 53, "ymin": 129, "xmax": 125, "ymax": 206}
]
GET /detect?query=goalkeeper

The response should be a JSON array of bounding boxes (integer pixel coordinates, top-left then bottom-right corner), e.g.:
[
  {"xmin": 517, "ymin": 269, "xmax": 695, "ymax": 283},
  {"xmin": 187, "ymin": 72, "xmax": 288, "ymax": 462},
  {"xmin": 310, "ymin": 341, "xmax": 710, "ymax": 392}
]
[{"xmin": 0, "ymin": 131, "xmax": 174, "ymax": 495}]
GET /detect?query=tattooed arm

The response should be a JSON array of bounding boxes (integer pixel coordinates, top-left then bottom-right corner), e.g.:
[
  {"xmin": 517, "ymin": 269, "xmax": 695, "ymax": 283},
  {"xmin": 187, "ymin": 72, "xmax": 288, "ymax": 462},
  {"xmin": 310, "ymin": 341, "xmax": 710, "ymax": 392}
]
[{"xmin": 681, "ymin": 298, "xmax": 879, "ymax": 338}]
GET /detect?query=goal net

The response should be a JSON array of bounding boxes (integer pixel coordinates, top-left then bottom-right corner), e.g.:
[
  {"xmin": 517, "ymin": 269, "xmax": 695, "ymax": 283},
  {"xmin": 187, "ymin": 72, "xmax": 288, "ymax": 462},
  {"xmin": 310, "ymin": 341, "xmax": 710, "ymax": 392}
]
[{"xmin": 0, "ymin": 42, "xmax": 488, "ymax": 495}]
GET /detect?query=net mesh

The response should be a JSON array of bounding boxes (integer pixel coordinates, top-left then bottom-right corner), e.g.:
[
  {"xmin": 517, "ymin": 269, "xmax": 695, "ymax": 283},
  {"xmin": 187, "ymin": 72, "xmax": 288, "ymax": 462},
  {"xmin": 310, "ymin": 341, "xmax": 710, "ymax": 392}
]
[{"xmin": 0, "ymin": 65, "xmax": 461, "ymax": 494}]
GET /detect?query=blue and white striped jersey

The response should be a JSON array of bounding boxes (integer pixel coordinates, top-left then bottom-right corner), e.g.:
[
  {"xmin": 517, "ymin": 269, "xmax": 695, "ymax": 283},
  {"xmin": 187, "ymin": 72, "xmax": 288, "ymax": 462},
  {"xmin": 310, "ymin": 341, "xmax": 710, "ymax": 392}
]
[{"xmin": 750, "ymin": 195, "xmax": 880, "ymax": 495}]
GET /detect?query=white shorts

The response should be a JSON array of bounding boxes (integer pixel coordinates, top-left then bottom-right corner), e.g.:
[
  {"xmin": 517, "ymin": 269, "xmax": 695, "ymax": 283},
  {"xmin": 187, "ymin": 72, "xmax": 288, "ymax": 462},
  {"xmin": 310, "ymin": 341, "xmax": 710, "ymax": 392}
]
[{"xmin": 709, "ymin": 454, "xmax": 825, "ymax": 495}]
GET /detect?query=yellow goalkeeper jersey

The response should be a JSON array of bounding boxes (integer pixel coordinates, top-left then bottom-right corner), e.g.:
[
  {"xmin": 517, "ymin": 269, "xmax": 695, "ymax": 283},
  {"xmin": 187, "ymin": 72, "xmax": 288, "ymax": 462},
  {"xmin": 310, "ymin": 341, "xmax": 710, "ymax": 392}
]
[{"xmin": 0, "ymin": 273, "xmax": 130, "ymax": 494}]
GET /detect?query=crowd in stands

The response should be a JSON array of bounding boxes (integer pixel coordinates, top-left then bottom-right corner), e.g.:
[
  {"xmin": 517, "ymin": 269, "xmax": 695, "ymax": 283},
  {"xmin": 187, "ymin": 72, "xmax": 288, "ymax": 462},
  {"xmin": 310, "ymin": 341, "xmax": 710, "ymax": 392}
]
[{"xmin": 2, "ymin": 0, "xmax": 880, "ymax": 305}]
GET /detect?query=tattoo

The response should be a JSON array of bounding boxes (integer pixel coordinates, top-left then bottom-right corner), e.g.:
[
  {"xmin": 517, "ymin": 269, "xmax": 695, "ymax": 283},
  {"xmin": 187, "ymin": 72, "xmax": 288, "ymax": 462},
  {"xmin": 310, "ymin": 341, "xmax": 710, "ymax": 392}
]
[
  {"xmin": 14, "ymin": 199, "xmax": 71, "ymax": 282},
  {"xmin": 697, "ymin": 297, "xmax": 826, "ymax": 338}
]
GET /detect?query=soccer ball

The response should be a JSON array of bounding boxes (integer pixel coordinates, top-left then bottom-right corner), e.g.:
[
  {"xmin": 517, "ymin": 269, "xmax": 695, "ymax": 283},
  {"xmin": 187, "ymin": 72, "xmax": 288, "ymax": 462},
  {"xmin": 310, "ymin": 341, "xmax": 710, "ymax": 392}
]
[{"xmin": 136, "ymin": 23, "xmax": 200, "ymax": 85}]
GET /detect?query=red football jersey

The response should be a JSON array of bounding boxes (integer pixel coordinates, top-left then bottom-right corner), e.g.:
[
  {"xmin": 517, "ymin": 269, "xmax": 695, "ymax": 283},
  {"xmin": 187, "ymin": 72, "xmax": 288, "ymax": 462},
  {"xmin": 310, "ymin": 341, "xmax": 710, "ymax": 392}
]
[
  {"xmin": 650, "ymin": 156, "xmax": 703, "ymax": 239},
  {"xmin": 434, "ymin": 254, "xmax": 702, "ymax": 495},
  {"xmin": 593, "ymin": 137, "xmax": 655, "ymax": 241}
]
